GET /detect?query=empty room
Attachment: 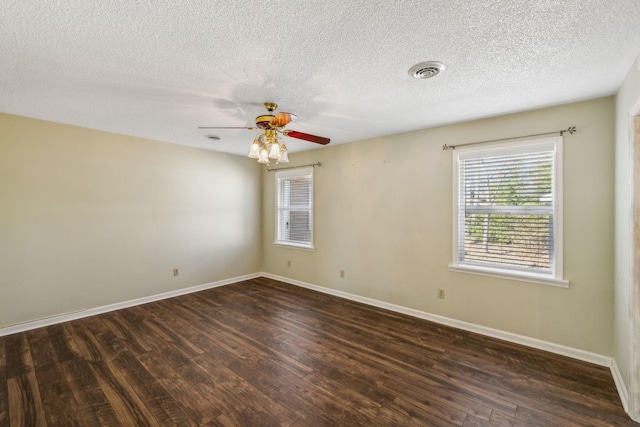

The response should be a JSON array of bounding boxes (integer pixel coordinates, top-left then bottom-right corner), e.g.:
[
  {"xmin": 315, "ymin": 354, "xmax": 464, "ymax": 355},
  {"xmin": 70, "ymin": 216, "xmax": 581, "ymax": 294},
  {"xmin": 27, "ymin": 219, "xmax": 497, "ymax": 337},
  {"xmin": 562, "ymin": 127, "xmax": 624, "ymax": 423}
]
[{"xmin": 2, "ymin": 1, "xmax": 640, "ymax": 425}]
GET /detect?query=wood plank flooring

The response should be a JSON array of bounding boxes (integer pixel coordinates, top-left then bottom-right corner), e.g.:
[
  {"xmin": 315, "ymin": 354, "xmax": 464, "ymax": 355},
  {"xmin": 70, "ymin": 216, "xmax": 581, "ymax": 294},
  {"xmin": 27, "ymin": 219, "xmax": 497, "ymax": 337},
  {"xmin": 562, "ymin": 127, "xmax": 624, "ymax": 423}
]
[{"xmin": 0, "ymin": 277, "xmax": 636, "ymax": 426}]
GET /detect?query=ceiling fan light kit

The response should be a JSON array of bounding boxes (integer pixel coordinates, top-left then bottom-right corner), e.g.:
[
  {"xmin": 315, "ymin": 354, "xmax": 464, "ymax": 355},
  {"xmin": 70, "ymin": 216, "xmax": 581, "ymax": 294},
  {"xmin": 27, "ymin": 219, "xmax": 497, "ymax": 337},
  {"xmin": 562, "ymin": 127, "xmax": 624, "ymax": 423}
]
[
  {"xmin": 200, "ymin": 102, "xmax": 329, "ymax": 166},
  {"xmin": 247, "ymin": 128, "xmax": 288, "ymax": 165}
]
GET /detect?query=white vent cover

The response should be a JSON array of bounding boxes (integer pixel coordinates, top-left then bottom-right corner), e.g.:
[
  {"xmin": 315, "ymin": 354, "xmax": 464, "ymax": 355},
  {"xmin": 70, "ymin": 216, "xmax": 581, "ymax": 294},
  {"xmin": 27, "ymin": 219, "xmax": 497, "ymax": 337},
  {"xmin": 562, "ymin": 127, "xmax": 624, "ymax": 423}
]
[{"xmin": 409, "ymin": 61, "xmax": 445, "ymax": 79}]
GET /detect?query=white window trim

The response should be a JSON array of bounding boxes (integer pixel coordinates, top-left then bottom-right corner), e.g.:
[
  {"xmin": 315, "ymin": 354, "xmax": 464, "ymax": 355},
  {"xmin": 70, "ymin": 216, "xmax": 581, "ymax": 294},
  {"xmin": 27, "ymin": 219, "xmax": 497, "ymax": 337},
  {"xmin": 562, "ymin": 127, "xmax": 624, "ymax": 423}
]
[
  {"xmin": 449, "ymin": 136, "xmax": 568, "ymax": 288},
  {"xmin": 273, "ymin": 242, "xmax": 316, "ymax": 251},
  {"xmin": 274, "ymin": 166, "xmax": 315, "ymax": 250}
]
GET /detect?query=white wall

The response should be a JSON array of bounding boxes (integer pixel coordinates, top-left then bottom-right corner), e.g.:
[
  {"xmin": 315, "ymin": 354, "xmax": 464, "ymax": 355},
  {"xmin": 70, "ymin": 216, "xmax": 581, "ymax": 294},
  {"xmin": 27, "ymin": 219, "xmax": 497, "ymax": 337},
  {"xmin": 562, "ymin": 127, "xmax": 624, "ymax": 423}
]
[
  {"xmin": 0, "ymin": 113, "xmax": 262, "ymax": 328},
  {"xmin": 262, "ymin": 97, "xmax": 615, "ymax": 356},
  {"xmin": 614, "ymin": 54, "xmax": 640, "ymax": 418}
]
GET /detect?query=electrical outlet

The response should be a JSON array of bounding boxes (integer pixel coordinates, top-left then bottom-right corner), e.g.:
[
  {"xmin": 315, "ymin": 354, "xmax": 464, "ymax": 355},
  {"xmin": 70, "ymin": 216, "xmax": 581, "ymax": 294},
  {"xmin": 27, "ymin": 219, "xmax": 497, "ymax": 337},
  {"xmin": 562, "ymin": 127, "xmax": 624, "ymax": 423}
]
[
  {"xmin": 287, "ymin": 260, "xmax": 291, "ymax": 267},
  {"xmin": 173, "ymin": 268, "xmax": 179, "ymax": 277},
  {"xmin": 340, "ymin": 270, "xmax": 345, "ymax": 278},
  {"xmin": 437, "ymin": 289, "xmax": 445, "ymax": 299}
]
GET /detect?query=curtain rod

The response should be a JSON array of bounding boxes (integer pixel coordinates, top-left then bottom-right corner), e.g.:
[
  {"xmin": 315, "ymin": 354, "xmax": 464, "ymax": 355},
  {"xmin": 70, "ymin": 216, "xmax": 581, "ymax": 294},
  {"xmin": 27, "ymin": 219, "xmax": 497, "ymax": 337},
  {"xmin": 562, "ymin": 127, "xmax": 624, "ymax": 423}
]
[
  {"xmin": 442, "ymin": 126, "xmax": 577, "ymax": 151},
  {"xmin": 266, "ymin": 162, "xmax": 322, "ymax": 172}
]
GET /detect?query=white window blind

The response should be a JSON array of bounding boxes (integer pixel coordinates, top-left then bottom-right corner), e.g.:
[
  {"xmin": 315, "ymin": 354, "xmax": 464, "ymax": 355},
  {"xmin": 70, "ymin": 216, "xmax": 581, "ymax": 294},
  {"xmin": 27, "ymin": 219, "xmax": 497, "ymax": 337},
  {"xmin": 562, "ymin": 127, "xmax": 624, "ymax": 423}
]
[
  {"xmin": 452, "ymin": 137, "xmax": 565, "ymax": 286},
  {"xmin": 275, "ymin": 167, "xmax": 314, "ymax": 248}
]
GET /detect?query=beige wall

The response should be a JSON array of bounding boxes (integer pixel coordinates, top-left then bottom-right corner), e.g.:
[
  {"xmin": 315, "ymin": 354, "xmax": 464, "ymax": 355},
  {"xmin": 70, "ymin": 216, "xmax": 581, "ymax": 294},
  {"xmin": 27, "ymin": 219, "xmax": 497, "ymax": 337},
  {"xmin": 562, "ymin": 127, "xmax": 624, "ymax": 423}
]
[
  {"xmin": 0, "ymin": 113, "xmax": 262, "ymax": 328},
  {"xmin": 614, "ymin": 54, "xmax": 640, "ymax": 418},
  {"xmin": 263, "ymin": 97, "xmax": 615, "ymax": 356},
  {"xmin": 0, "ymin": 96, "xmax": 620, "ymax": 360}
]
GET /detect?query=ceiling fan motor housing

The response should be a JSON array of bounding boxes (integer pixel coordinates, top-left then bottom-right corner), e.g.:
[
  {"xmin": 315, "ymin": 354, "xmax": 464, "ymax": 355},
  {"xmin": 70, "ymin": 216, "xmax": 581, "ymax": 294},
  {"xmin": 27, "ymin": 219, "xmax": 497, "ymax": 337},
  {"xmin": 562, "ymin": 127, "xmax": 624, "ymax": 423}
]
[
  {"xmin": 256, "ymin": 114, "xmax": 275, "ymax": 129},
  {"xmin": 199, "ymin": 101, "xmax": 329, "ymax": 145}
]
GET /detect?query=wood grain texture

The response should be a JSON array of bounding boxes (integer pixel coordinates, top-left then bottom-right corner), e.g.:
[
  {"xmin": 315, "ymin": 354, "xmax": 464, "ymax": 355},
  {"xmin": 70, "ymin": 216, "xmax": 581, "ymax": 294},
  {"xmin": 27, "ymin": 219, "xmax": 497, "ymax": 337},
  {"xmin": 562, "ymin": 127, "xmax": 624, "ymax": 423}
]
[{"xmin": 0, "ymin": 277, "xmax": 636, "ymax": 426}]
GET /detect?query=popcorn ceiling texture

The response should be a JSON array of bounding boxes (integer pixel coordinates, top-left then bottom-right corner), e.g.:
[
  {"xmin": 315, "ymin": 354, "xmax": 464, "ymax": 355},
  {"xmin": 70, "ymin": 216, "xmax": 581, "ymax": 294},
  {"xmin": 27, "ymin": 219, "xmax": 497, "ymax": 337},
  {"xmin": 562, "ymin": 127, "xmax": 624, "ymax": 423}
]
[{"xmin": 2, "ymin": 0, "xmax": 640, "ymax": 155}]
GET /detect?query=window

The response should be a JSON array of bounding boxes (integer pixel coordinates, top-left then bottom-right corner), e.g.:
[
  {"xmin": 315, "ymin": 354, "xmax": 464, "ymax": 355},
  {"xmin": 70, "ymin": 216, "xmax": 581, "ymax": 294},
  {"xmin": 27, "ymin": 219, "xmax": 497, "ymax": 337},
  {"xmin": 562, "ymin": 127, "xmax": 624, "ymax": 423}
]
[
  {"xmin": 450, "ymin": 136, "xmax": 567, "ymax": 287},
  {"xmin": 275, "ymin": 166, "xmax": 314, "ymax": 249}
]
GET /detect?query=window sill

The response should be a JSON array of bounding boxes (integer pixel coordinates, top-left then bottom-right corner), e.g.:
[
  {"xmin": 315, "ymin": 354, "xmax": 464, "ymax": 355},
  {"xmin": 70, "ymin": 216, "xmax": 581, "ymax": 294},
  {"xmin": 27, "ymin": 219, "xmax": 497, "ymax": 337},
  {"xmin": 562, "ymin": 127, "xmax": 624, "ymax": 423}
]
[
  {"xmin": 448, "ymin": 264, "xmax": 569, "ymax": 288},
  {"xmin": 273, "ymin": 242, "xmax": 316, "ymax": 251}
]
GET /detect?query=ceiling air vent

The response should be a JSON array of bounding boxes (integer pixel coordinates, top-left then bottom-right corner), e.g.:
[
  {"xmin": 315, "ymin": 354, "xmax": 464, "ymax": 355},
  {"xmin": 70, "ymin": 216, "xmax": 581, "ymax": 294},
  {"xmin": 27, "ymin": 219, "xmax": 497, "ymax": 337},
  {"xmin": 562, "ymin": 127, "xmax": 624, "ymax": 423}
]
[{"xmin": 409, "ymin": 61, "xmax": 445, "ymax": 79}]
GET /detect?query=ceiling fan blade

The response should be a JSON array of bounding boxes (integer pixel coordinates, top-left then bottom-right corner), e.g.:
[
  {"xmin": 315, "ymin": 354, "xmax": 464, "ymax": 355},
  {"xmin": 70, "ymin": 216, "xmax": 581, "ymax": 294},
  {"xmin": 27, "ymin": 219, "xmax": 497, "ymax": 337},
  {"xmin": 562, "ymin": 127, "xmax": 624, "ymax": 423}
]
[
  {"xmin": 198, "ymin": 126, "xmax": 257, "ymax": 130},
  {"xmin": 272, "ymin": 112, "xmax": 296, "ymax": 127},
  {"xmin": 284, "ymin": 130, "xmax": 330, "ymax": 145}
]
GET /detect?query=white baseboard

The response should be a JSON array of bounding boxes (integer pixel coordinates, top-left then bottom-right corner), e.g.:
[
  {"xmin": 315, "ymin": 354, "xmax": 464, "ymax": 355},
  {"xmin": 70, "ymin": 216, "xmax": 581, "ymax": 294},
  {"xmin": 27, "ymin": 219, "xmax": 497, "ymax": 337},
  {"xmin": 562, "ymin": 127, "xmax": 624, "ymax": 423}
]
[
  {"xmin": 2, "ymin": 271, "xmax": 630, "ymax": 415},
  {"xmin": 611, "ymin": 358, "xmax": 630, "ymax": 412},
  {"xmin": 0, "ymin": 273, "xmax": 261, "ymax": 337},
  {"xmin": 2, "ymin": 271, "xmax": 615, "ymax": 369},
  {"xmin": 261, "ymin": 272, "xmax": 613, "ymax": 368}
]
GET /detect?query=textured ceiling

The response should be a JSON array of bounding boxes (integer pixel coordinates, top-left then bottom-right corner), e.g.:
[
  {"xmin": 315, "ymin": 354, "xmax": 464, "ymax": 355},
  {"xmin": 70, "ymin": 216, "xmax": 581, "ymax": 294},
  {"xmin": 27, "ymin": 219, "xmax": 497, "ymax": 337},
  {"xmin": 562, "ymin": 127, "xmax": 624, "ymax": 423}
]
[{"xmin": 2, "ymin": 1, "xmax": 640, "ymax": 156}]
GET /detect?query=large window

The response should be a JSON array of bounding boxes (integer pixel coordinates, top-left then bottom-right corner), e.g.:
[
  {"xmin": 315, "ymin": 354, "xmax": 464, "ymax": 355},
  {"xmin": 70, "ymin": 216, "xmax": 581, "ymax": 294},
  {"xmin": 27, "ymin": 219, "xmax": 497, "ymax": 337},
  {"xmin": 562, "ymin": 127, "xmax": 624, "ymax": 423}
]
[
  {"xmin": 275, "ymin": 167, "xmax": 314, "ymax": 249},
  {"xmin": 450, "ymin": 136, "xmax": 567, "ymax": 287}
]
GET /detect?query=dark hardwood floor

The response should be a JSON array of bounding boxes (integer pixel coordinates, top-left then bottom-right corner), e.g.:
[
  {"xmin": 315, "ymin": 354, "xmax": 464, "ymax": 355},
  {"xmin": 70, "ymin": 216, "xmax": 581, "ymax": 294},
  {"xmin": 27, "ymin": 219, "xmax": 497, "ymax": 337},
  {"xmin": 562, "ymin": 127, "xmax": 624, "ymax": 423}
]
[{"xmin": 0, "ymin": 277, "xmax": 636, "ymax": 426}]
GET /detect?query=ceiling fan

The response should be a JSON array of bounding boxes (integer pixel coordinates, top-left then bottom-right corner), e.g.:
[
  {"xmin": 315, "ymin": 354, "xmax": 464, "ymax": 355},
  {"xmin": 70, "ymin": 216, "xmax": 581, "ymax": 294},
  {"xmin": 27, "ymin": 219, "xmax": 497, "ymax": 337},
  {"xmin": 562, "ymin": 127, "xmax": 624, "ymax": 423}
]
[{"xmin": 199, "ymin": 102, "xmax": 330, "ymax": 165}]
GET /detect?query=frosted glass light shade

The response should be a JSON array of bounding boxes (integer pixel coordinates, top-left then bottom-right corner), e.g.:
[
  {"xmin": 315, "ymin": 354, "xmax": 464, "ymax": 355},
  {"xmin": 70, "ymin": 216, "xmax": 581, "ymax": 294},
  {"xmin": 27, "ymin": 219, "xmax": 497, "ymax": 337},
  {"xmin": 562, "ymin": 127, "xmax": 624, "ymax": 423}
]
[
  {"xmin": 268, "ymin": 141, "xmax": 281, "ymax": 159},
  {"xmin": 278, "ymin": 144, "xmax": 289, "ymax": 163},
  {"xmin": 248, "ymin": 139, "xmax": 260, "ymax": 159},
  {"xmin": 258, "ymin": 146, "xmax": 270, "ymax": 164}
]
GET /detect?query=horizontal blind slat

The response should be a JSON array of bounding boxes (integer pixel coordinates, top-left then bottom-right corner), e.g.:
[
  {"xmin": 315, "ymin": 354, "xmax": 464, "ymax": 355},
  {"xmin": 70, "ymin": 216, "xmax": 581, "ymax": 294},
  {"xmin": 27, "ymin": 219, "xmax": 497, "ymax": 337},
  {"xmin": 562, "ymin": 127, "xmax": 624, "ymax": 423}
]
[
  {"xmin": 276, "ymin": 169, "xmax": 313, "ymax": 246},
  {"xmin": 458, "ymin": 146, "xmax": 554, "ymax": 273}
]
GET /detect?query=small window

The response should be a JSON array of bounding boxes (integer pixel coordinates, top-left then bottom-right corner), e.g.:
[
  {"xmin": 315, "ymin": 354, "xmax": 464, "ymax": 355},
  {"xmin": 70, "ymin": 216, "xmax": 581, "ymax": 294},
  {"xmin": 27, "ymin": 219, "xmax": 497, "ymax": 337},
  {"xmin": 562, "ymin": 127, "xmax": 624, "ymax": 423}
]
[
  {"xmin": 450, "ymin": 136, "xmax": 567, "ymax": 287},
  {"xmin": 275, "ymin": 167, "xmax": 314, "ymax": 249}
]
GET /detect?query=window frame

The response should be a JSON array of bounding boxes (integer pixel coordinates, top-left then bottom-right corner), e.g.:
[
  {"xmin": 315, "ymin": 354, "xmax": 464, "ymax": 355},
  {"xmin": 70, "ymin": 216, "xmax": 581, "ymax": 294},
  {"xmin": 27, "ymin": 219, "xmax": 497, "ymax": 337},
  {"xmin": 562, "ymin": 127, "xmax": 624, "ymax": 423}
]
[
  {"xmin": 449, "ymin": 136, "xmax": 568, "ymax": 288},
  {"xmin": 274, "ymin": 166, "xmax": 315, "ymax": 250}
]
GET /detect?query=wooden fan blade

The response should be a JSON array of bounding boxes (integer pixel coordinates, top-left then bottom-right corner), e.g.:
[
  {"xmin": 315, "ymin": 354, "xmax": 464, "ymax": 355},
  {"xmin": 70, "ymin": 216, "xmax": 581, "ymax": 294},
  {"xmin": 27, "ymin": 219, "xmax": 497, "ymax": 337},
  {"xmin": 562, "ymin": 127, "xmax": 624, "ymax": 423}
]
[
  {"xmin": 198, "ymin": 126, "xmax": 257, "ymax": 130},
  {"xmin": 285, "ymin": 130, "xmax": 330, "ymax": 145}
]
